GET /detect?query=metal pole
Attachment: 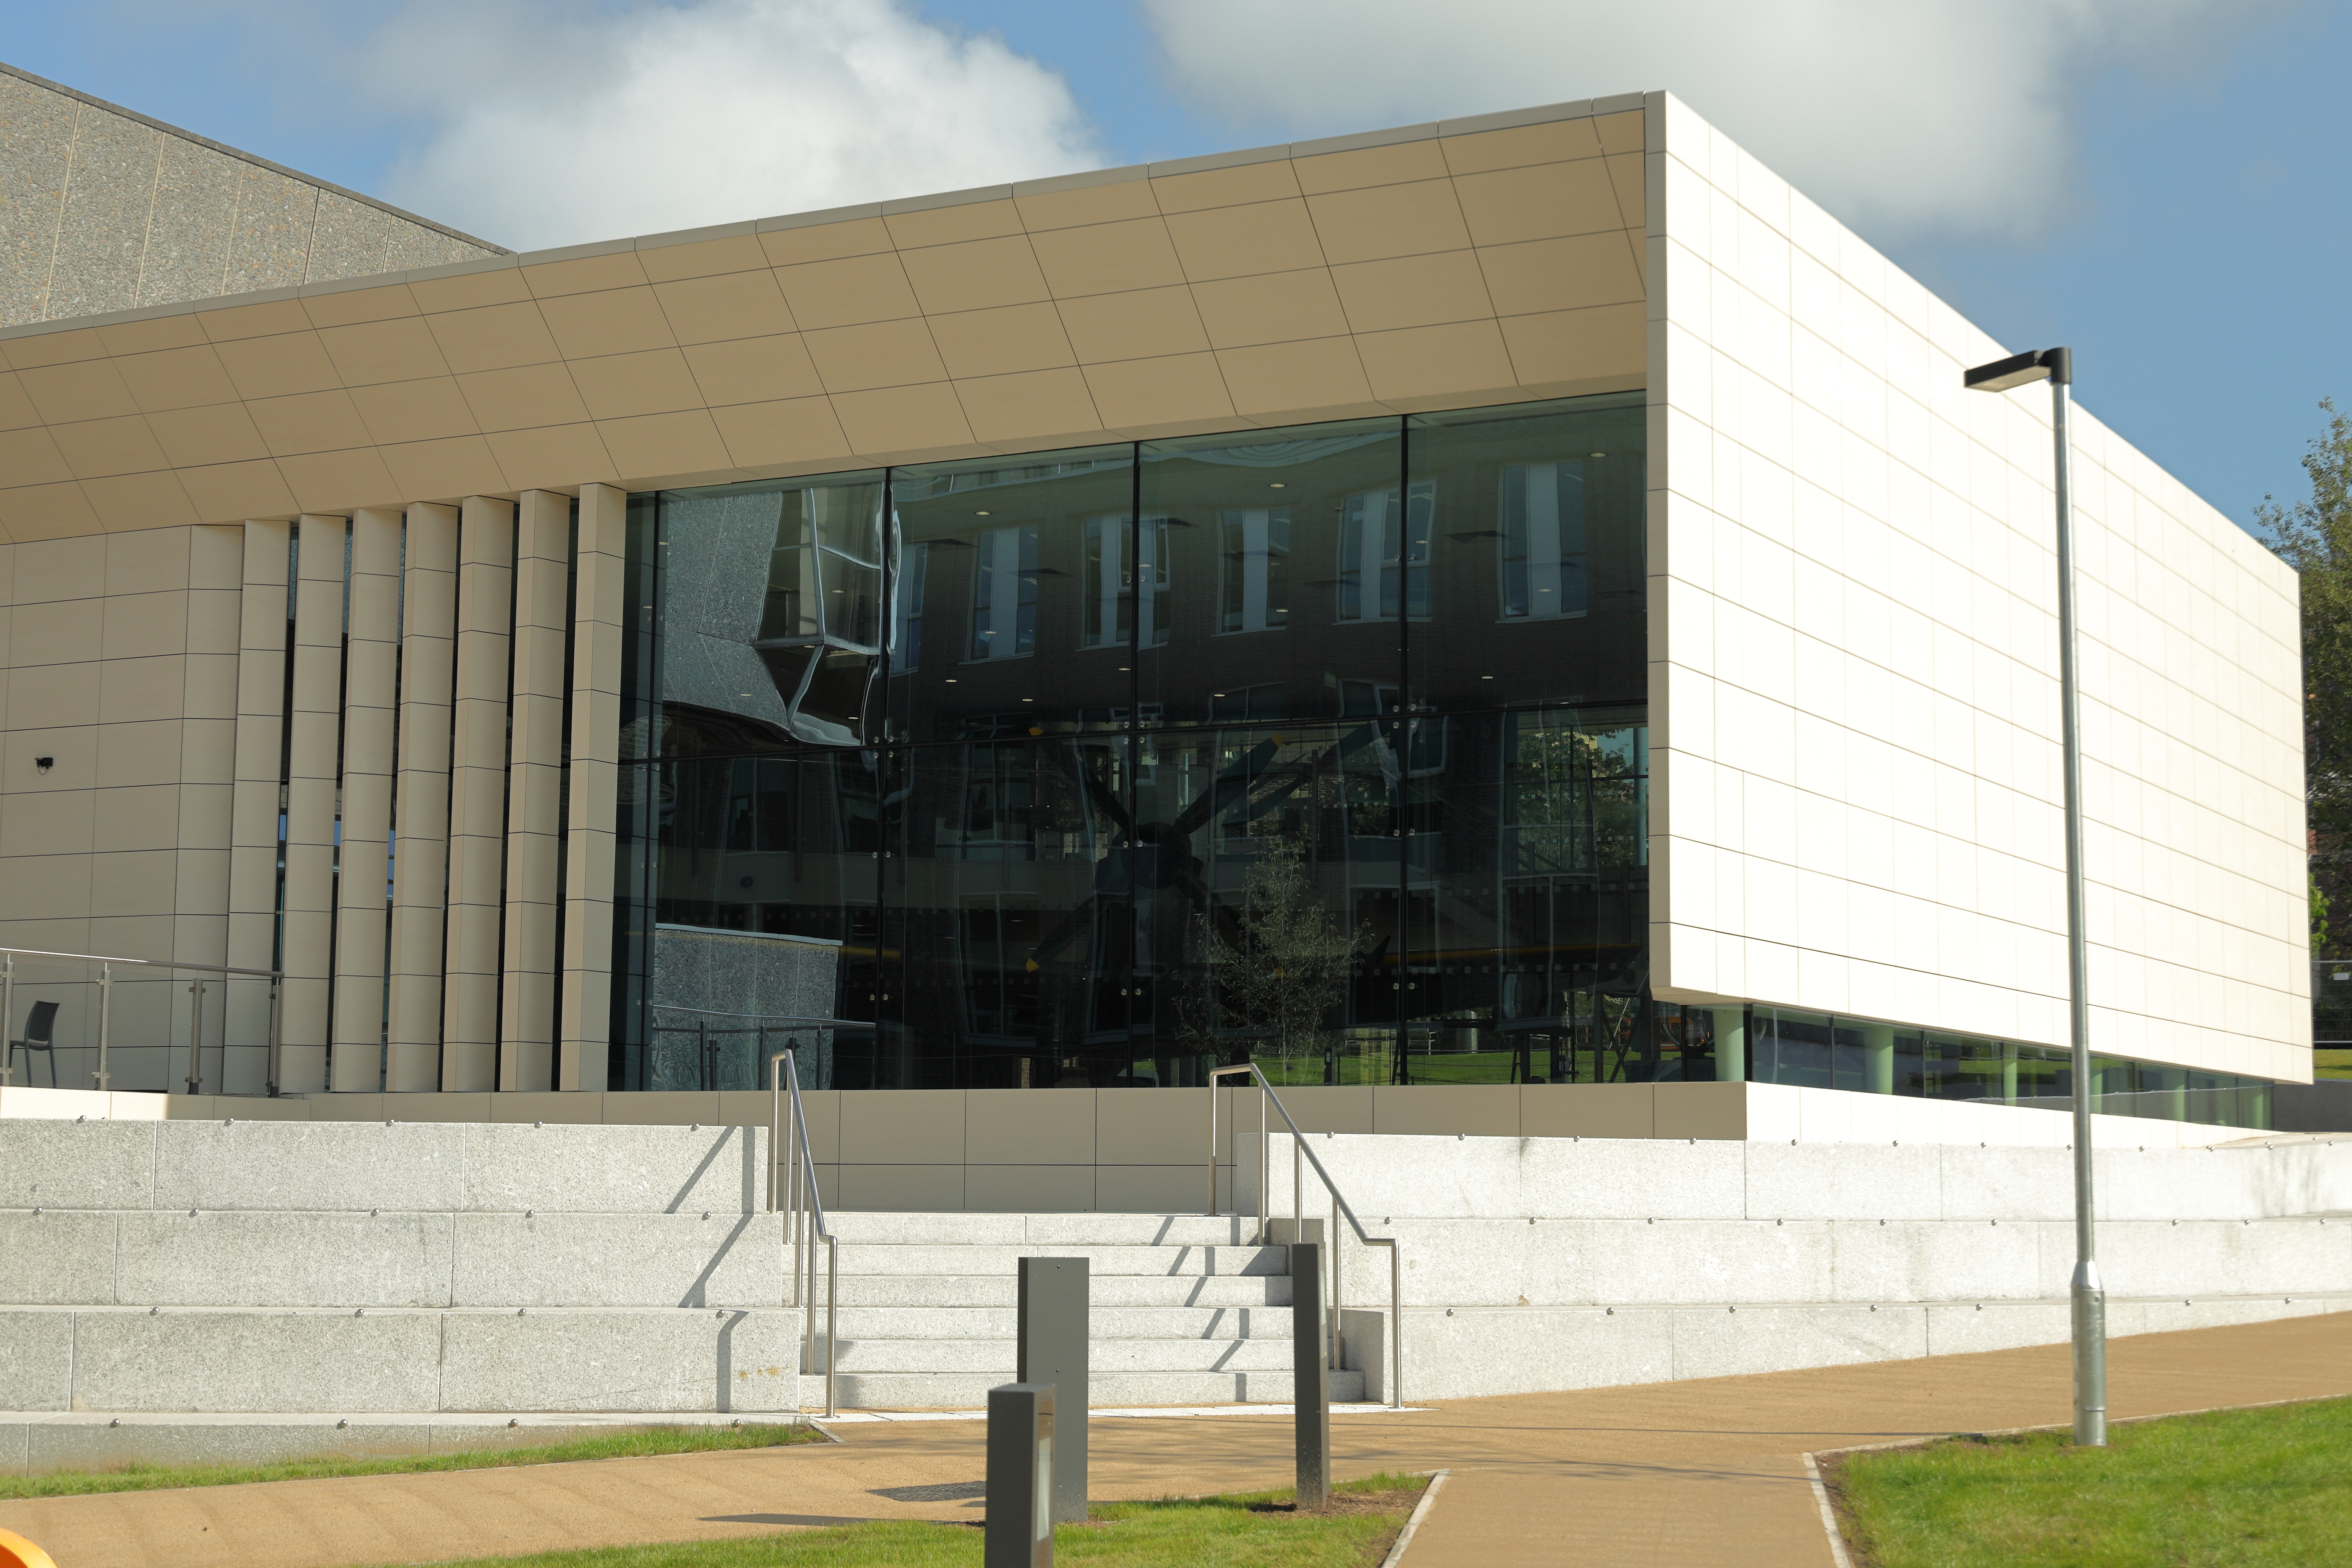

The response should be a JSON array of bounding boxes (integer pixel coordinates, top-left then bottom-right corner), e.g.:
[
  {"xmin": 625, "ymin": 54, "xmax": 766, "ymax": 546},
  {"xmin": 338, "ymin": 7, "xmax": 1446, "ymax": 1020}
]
[
  {"xmin": 266, "ymin": 977, "xmax": 283, "ymax": 1096},
  {"xmin": 94, "ymin": 962, "xmax": 111, "ymax": 1091},
  {"xmin": 2053, "ymin": 365, "xmax": 2106, "ymax": 1448},
  {"xmin": 1206, "ymin": 1076, "xmax": 1218, "ymax": 1215},
  {"xmin": 824, "ymin": 1235, "xmax": 838, "ymax": 1420},
  {"xmin": 1258, "ymin": 1086, "xmax": 1268, "ymax": 1244},
  {"xmin": 185, "ymin": 977, "xmax": 206, "ymax": 1095},
  {"xmin": 1330, "ymin": 1190, "xmax": 1342, "ymax": 1370},
  {"xmin": 1387, "ymin": 1241, "xmax": 1403, "ymax": 1408},
  {"xmin": 1, "ymin": 952, "xmax": 14, "ymax": 1087}
]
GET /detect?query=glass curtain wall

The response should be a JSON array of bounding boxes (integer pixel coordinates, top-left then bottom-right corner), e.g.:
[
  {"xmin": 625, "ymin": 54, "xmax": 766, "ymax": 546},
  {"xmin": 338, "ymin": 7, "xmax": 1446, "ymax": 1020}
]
[{"xmin": 609, "ymin": 392, "xmax": 1658, "ymax": 1089}]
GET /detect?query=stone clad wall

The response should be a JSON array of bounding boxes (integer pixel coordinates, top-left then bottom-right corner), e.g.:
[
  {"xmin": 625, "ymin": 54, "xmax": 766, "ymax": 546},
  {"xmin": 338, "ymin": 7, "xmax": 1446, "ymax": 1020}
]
[{"xmin": 0, "ymin": 65, "xmax": 498, "ymax": 329}]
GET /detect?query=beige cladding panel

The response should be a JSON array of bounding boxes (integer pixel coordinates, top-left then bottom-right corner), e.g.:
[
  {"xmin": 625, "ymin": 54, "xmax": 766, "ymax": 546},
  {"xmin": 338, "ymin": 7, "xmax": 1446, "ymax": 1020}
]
[
  {"xmin": 385, "ymin": 501, "xmax": 456, "ymax": 1090},
  {"xmin": 0, "ymin": 104, "xmax": 1646, "ymax": 531},
  {"xmin": 498, "ymin": 488, "xmax": 569, "ymax": 1090},
  {"xmin": 441, "ymin": 494, "xmax": 512, "ymax": 1092},
  {"xmin": 277, "ymin": 513, "xmax": 345, "ymax": 1092},
  {"xmin": 225, "ymin": 519, "xmax": 287, "ymax": 976},
  {"xmin": 328, "ymin": 506, "xmax": 400, "ymax": 1090},
  {"xmin": 559, "ymin": 483, "xmax": 626, "ymax": 1090}
]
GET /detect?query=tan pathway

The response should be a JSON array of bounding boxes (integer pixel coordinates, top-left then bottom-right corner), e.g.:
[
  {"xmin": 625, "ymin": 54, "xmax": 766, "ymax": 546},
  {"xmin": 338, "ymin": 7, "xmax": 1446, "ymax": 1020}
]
[{"xmin": 6, "ymin": 1312, "xmax": 2347, "ymax": 1568}]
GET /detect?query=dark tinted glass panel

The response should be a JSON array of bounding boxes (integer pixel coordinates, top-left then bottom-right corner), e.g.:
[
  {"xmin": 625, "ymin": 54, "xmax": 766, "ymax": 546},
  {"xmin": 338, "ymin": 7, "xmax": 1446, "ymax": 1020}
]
[
  {"xmin": 1405, "ymin": 395, "xmax": 1645, "ymax": 712},
  {"xmin": 1753, "ymin": 1009, "xmax": 1836, "ymax": 1088},
  {"xmin": 612, "ymin": 749, "xmax": 877, "ymax": 1091},
  {"xmin": 1124, "ymin": 720, "xmax": 1368, "ymax": 1085},
  {"xmin": 1136, "ymin": 420, "xmax": 1403, "ymax": 729},
  {"xmin": 888, "ymin": 448, "xmax": 1133, "ymax": 743},
  {"xmin": 871, "ymin": 734, "xmax": 1136, "ymax": 1087},
  {"xmin": 1476, "ymin": 708, "xmax": 1650, "ymax": 1083}
]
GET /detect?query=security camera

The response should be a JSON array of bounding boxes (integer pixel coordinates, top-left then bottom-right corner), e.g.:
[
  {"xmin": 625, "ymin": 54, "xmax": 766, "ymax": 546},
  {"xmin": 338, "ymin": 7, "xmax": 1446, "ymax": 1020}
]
[{"xmin": 33, "ymin": 756, "xmax": 53, "ymax": 773}]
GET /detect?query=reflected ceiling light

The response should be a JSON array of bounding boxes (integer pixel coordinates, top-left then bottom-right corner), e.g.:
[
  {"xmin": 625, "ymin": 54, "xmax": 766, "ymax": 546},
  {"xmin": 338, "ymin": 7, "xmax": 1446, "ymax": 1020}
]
[
  {"xmin": 1481, "ymin": 675, "xmax": 1495, "ymax": 680},
  {"xmin": 945, "ymin": 678, "xmax": 958, "ymax": 683},
  {"xmin": 1021, "ymin": 697, "xmax": 1035, "ymax": 702},
  {"xmin": 976, "ymin": 510, "xmax": 992, "ymax": 516},
  {"xmin": 1268, "ymin": 482, "xmax": 1286, "ymax": 489}
]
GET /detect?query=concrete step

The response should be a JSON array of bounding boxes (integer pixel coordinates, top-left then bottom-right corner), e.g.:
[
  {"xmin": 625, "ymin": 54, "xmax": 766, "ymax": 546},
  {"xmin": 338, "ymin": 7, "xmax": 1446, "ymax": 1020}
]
[
  {"xmin": 831, "ymin": 1369, "xmax": 1366, "ymax": 1408},
  {"xmin": 827, "ymin": 1335, "xmax": 1302, "ymax": 1375},
  {"xmin": 3, "ymin": 1306, "xmax": 805, "ymax": 1415},
  {"xmin": 0, "ymin": 1209, "xmax": 787, "ymax": 1310},
  {"xmin": 829, "ymin": 1274, "xmax": 1292, "ymax": 1308},
  {"xmin": 831, "ymin": 1305, "xmax": 1288, "ymax": 1340},
  {"xmin": 834, "ymin": 1243, "xmax": 1286, "ymax": 1277},
  {"xmin": 825, "ymin": 1213, "xmax": 1260, "ymax": 1247}
]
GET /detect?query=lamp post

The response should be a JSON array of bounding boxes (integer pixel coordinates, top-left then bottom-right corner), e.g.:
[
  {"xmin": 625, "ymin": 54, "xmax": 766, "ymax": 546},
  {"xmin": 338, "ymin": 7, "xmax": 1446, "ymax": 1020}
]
[{"xmin": 1964, "ymin": 346, "xmax": 2104, "ymax": 1447}]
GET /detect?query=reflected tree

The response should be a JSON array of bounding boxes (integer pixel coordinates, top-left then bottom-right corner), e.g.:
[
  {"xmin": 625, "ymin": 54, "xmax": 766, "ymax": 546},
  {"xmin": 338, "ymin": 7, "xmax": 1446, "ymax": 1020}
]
[{"xmin": 1203, "ymin": 836, "xmax": 1363, "ymax": 1081}]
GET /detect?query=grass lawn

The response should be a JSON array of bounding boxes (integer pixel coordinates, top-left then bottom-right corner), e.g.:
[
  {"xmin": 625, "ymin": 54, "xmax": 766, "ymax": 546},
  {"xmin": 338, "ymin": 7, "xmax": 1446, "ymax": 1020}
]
[
  {"xmin": 2312, "ymin": 1047, "xmax": 2352, "ymax": 1080},
  {"xmin": 0, "ymin": 1423, "xmax": 822, "ymax": 1501},
  {"xmin": 398, "ymin": 1473, "xmax": 1430, "ymax": 1568},
  {"xmin": 1830, "ymin": 1396, "xmax": 2352, "ymax": 1566}
]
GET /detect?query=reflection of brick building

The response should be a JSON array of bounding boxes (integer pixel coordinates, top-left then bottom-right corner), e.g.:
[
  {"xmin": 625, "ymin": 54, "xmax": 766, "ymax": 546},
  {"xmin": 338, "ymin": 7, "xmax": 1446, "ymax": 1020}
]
[{"xmin": 0, "ymin": 83, "xmax": 2306, "ymax": 1134}]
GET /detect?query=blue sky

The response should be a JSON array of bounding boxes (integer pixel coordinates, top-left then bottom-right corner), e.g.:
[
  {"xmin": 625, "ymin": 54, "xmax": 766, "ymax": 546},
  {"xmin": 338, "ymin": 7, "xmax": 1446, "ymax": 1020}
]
[{"xmin": 4, "ymin": 0, "xmax": 2345, "ymax": 539}]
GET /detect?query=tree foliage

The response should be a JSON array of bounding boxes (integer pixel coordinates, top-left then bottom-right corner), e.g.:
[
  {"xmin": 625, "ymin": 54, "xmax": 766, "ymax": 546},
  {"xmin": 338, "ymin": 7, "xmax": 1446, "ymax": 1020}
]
[{"xmin": 2257, "ymin": 399, "xmax": 2352, "ymax": 949}]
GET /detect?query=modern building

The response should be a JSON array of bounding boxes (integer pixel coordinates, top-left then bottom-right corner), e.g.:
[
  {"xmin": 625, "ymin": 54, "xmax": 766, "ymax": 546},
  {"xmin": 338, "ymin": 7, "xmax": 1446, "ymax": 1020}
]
[
  {"xmin": 0, "ymin": 75, "xmax": 2308, "ymax": 1138},
  {"xmin": 2, "ymin": 70, "xmax": 2338, "ymax": 1451}
]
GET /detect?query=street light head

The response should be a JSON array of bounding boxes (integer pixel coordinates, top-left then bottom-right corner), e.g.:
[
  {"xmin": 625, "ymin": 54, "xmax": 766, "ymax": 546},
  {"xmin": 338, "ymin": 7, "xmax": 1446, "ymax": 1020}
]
[{"xmin": 1966, "ymin": 346, "xmax": 2071, "ymax": 392}]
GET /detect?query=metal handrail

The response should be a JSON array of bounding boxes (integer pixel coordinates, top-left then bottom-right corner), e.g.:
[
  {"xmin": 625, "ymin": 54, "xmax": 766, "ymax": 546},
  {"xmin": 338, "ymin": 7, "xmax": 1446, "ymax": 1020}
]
[
  {"xmin": 1209, "ymin": 1064, "xmax": 1404, "ymax": 1408},
  {"xmin": 770, "ymin": 1049, "xmax": 838, "ymax": 1419},
  {"xmin": 0, "ymin": 945, "xmax": 282, "ymax": 1094}
]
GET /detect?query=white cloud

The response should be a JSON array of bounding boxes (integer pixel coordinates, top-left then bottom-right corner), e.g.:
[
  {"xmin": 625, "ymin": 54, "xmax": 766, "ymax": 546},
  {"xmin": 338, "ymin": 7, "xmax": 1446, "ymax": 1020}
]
[
  {"xmin": 1137, "ymin": 0, "xmax": 2268, "ymax": 239},
  {"xmin": 358, "ymin": 0, "xmax": 1102, "ymax": 250}
]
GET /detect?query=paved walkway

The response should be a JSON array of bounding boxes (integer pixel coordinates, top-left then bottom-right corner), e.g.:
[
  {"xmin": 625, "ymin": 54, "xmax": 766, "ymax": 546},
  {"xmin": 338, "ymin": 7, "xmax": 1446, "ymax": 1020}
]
[{"xmin": 5, "ymin": 1312, "xmax": 2347, "ymax": 1568}]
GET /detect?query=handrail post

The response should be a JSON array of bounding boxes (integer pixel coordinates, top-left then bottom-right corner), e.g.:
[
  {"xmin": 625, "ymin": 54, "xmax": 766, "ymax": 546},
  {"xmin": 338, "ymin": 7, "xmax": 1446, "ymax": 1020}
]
[
  {"xmin": 1258, "ymin": 1084, "xmax": 1268, "ymax": 1244},
  {"xmin": 184, "ymin": 977, "xmax": 206, "ymax": 1095},
  {"xmin": 781, "ymin": 1046, "xmax": 838, "ymax": 1417},
  {"xmin": 2, "ymin": 951, "xmax": 15, "ymax": 1087},
  {"xmin": 1377, "ymin": 1258, "xmax": 1399, "ymax": 1401},
  {"xmin": 94, "ymin": 962, "xmax": 111, "ymax": 1092},
  {"xmin": 1239, "ymin": 1061, "xmax": 1404, "ymax": 1408},
  {"xmin": 266, "ymin": 977, "xmax": 283, "ymax": 1097},
  {"xmin": 1207, "ymin": 1072, "xmax": 1218, "ymax": 1214},
  {"xmin": 1331, "ymin": 1189, "xmax": 1342, "ymax": 1370}
]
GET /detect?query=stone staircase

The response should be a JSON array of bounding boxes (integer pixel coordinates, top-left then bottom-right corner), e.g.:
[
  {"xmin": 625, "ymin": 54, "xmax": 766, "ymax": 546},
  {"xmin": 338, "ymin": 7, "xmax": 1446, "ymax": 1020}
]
[
  {"xmin": 823, "ymin": 1213, "xmax": 1364, "ymax": 1407},
  {"xmin": 0, "ymin": 1119, "xmax": 1352, "ymax": 1445}
]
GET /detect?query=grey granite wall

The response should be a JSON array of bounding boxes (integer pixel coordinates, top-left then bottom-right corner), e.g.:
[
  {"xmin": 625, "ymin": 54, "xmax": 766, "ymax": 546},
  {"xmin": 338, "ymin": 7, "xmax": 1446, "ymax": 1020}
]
[{"xmin": 0, "ymin": 64, "xmax": 503, "ymax": 328}]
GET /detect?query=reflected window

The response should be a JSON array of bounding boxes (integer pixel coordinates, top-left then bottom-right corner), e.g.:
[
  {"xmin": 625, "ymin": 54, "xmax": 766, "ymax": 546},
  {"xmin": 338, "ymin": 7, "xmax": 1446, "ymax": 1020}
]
[
  {"xmin": 970, "ymin": 524, "xmax": 1038, "ymax": 660},
  {"xmin": 1083, "ymin": 516, "xmax": 1172, "ymax": 650},
  {"xmin": 1500, "ymin": 461, "xmax": 1588, "ymax": 618},
  {"xmin": 950, "ymin": 744, "xmax": 1036, "ymax": 859},
  {"xmin": 1219, "ymin": 510, "xmax": 1289, "ymax": 632},
  {"xmin": 893, "ymin": 542, "xmax": 928, "ymax": 670},
  {"xmin": 1505, "ymin": 710, "xmax": 1647, "ymax": 873},
  {"xmin": 1337, "ymin": 482, "xmax": 1433, "ymax": 622}
]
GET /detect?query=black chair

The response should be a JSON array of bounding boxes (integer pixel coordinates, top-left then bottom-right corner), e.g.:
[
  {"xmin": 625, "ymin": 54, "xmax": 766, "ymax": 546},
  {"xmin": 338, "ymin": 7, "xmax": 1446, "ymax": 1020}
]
[{"xmin": 11, "ymin": 1000, "xmax": 60, "ymax": 1087}]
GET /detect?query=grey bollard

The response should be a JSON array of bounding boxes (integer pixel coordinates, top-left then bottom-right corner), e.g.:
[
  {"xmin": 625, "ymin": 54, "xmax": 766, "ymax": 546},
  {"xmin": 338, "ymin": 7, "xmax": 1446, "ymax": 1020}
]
[
  {"xmin": 1291, "ymin": 1239, "xmax": 1331, "ymax": 1510},
  {"xmin": 985, "ymin": 1382, "xmax": 1056, "ymax": 1567},
  {"xmin": 1017, "ymin": 1256, "xmax": 1090, "ymax": 1522}
]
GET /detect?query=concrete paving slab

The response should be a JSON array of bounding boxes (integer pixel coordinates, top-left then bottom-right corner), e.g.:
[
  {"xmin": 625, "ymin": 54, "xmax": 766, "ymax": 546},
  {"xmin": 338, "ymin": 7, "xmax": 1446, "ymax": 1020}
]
[{"xmin": 0, "ymin": 1311, "xmax": 2345, "ymax": 1567}]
